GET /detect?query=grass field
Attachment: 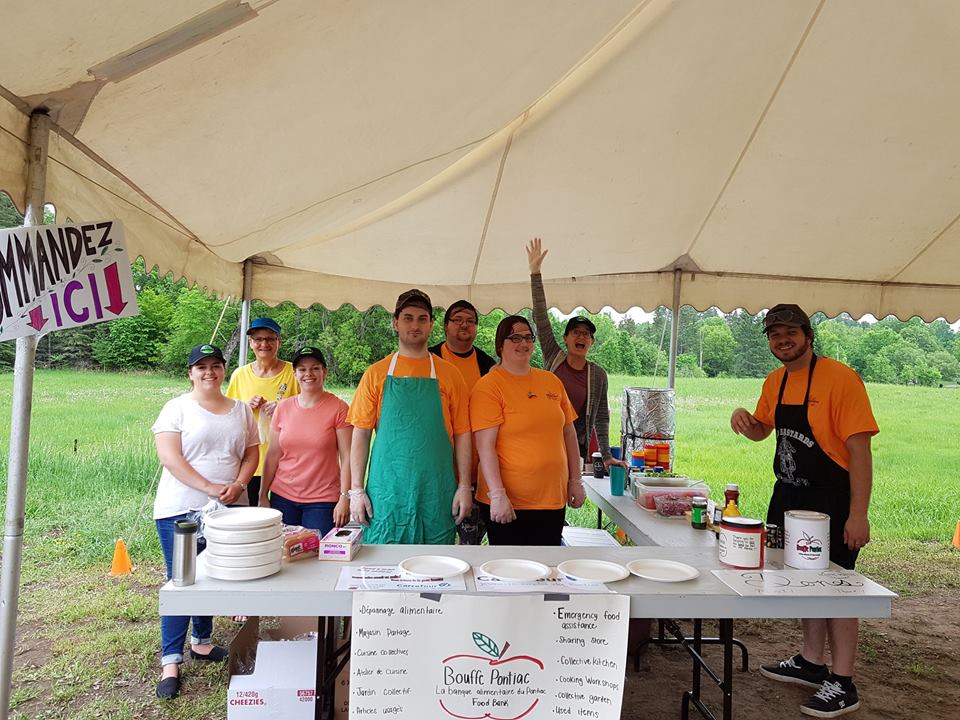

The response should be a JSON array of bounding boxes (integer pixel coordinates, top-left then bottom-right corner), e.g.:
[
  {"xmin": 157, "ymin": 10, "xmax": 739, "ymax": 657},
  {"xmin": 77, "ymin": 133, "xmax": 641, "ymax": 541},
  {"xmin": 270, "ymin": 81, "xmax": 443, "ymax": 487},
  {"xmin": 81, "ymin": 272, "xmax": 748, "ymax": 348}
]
[
  {"xmin": 1, "ymin": 369, "xmax": 956, "ymax": 575},
  {"xmin": 0, "ymin": 369, "xmax": 958, "ymax": 719}
]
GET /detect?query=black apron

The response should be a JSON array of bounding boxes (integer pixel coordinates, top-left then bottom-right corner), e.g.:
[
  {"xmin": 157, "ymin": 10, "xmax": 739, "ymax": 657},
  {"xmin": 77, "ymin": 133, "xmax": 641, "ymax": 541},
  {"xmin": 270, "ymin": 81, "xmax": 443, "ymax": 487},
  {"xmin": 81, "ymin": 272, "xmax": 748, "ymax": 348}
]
[{"xmin": 766, "ymin": 354, "xmax": 858, "ymax": 569}]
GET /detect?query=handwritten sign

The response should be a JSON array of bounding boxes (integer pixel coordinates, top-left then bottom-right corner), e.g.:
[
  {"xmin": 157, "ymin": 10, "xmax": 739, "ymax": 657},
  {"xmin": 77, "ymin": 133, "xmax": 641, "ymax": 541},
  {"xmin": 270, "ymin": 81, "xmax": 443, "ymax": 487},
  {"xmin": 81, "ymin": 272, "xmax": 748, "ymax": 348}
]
[
  {"xmin": 712, "ymin": 569, "xmax": 897, "ymax": 597},
  {"xmin": 350, "ymin": 592, "xmax": 628, "ymax": 719},
  {"xmin": 0, "ymin": 220, "xmax": 138, "ymax": 340}
]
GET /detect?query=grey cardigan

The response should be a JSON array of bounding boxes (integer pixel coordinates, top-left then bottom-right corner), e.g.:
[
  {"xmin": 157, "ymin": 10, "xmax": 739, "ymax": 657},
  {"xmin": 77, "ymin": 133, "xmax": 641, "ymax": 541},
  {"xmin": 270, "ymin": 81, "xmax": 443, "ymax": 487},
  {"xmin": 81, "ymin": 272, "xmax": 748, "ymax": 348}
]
[{"xmin": 530, "ymin": 272, "xmax": 613, "ymax": 461}]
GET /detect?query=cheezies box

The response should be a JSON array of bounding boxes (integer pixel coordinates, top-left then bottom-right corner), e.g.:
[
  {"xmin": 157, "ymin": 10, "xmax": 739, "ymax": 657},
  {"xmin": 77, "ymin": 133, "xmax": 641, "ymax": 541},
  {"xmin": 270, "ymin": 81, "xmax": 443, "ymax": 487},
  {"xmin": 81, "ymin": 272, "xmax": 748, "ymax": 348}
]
[{"xmin": 318, "ymin": 525, "xmax": 363, "ymax": 561}]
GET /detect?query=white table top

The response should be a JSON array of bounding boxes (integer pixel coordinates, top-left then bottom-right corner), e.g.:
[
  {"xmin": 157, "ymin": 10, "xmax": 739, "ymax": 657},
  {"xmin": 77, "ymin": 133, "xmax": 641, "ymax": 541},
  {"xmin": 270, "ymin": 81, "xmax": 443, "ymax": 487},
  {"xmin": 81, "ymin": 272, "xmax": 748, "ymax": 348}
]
[
  {"xmin": 581, "ymin": 474, "xmax": 717, "ymax": 548},
  {"xmin": 160, "ymin": 544, "xmax": 893, "ymax": 620}
]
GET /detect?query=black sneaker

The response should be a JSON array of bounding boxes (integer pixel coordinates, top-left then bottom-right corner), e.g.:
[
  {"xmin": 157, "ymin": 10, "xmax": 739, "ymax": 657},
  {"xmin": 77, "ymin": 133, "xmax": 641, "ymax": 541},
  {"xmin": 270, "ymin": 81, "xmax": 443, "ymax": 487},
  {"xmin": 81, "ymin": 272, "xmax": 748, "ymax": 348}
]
[
  {"xmin": 759, "ymin": 654, "xmax": 829, "ymax": 688},
  {"xmin": 800, "ymin": 679, "xmax": 860, "ymax": 717}
]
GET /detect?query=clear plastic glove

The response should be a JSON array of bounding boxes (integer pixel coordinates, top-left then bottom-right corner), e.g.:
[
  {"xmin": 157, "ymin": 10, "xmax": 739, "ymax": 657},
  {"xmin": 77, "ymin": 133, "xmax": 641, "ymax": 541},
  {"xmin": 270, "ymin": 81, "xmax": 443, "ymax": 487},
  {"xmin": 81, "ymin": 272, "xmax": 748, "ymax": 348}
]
[
  {"xmin": 567, "ymin": 481, "xmax": 586, "ymax": 509},
  {"xmin": 489, "ymin": 494, "xmax": 516, "ymax": 524},
  {"xmin": 349, "ymin": 490, "xmax": 373, "ymax": 526},
  {"xmin": 452, "ymin": 486, "xmax": 474, "ymax": 524}
]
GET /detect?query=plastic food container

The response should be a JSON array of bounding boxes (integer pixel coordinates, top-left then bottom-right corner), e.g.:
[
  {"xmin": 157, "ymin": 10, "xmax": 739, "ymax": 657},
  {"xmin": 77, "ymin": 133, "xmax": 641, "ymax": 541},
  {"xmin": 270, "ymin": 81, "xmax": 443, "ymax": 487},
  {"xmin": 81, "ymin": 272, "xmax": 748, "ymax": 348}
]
[{"xmin": 636, "ymin": 483, "xmax": 710, "ymax": 511}]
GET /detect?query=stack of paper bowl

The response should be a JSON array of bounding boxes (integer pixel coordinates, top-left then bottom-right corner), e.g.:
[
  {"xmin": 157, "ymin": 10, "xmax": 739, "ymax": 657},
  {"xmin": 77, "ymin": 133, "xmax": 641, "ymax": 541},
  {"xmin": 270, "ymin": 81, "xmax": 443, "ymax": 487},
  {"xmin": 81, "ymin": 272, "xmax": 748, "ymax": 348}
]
[{"xmin": 202, "ymin": 507, "xmax": 283, "ymax": 581}]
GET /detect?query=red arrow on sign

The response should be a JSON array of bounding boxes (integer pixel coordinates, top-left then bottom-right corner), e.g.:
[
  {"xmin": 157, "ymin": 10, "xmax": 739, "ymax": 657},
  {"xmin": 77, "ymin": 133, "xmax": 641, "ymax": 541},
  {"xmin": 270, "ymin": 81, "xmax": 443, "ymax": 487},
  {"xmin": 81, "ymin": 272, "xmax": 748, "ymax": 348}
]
[
  {"xmin": 28, "ymin": 306, "xmax": 48, "ymax": 331},
  {"xmin": 103, "ymin": 262, "xmax": 127, "ymax": 316}
]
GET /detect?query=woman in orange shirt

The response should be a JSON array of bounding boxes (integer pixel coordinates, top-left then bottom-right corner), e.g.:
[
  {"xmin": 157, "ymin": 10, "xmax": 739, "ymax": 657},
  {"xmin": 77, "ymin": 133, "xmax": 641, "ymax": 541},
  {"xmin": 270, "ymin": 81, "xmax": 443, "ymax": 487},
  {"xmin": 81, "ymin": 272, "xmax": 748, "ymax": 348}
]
[{"xmin": 470, "ymin": 316, "xmax": 585, "ymax": 545}]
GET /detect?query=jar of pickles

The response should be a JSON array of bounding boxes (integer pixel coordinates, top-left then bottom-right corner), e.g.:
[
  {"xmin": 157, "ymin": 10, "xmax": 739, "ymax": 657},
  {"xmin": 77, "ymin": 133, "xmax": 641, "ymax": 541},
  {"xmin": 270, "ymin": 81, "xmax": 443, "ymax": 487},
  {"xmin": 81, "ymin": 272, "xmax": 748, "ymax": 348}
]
[{"xmin": 691, "ymin": 496, "xmax": 708, "ymax": 530}]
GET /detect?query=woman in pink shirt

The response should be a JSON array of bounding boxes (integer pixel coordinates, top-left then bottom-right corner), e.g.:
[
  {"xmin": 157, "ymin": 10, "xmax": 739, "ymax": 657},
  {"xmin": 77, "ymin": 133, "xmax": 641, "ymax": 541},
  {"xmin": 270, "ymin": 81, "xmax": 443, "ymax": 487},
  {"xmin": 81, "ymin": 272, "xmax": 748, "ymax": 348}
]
[{"xmin": 259, "ymin": 346, "xmax": 352, "ymax": 533}]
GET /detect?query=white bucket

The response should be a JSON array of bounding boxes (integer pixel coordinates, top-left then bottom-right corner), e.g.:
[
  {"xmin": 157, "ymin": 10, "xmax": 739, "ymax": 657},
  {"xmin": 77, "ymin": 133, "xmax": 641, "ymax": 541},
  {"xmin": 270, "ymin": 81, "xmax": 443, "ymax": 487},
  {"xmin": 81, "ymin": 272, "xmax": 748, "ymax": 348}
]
[
  {"xmin": 718, "ymin": 517, "xmax": 765, "ymax": 569},
  {"xmin": 784, "ymin": 510, "xmax": 830, "ymax": 569}
]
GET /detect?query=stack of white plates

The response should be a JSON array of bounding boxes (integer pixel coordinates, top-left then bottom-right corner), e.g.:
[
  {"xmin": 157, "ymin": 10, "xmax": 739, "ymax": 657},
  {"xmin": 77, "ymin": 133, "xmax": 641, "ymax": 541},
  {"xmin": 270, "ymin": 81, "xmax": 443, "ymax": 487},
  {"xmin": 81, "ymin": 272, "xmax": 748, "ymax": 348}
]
[{"xmin": 202, "ymin": 507, "xmax": 283, "ymax": 581}]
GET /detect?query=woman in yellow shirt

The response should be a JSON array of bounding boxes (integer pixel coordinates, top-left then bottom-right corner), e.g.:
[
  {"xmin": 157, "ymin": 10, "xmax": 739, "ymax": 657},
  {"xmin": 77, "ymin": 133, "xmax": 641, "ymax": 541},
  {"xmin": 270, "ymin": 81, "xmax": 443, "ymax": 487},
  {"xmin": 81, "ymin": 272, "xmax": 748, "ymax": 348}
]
[{"xmin": 226, "ymin": 317, "xmax": 299, "ymax": 505}]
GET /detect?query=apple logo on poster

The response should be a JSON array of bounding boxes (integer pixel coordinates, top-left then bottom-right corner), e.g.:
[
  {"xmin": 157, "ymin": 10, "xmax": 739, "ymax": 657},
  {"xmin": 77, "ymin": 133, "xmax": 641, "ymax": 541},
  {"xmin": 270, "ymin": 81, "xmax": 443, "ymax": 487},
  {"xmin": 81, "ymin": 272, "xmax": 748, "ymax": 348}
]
[
  {"xmin": 795, "ymin": 530, "xmax": 824, "ymax": 561},
  {"xmin": 439, "ymin": 632, "xmax": 545, "ymax": 719}
]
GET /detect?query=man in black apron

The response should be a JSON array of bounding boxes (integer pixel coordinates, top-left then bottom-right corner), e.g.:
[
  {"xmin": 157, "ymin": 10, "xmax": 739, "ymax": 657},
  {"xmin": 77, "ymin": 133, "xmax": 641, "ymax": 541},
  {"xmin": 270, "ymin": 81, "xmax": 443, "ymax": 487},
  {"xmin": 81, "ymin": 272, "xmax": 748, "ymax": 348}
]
[{"xmin": 731, "ymin": 304, "xmax": 878, "ymax": 718}]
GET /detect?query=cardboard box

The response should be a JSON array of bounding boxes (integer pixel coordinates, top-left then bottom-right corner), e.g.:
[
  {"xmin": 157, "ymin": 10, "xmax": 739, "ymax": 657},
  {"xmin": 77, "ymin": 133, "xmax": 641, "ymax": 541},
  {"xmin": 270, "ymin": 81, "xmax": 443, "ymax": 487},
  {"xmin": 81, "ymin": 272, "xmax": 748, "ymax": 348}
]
[
  {"xmin": 319, "ymin": 526, "xmax": 363, "ymax": 561},
  {"xmin": 228, "ymin": 617, "xmax": 349, "ymax": 719}
]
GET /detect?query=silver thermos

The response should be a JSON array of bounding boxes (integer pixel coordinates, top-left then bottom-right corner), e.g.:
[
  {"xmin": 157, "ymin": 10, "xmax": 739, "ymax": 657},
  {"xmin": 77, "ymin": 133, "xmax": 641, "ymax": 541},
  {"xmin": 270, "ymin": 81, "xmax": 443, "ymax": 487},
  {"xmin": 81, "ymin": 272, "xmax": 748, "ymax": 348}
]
[{"xmin": 172, "ymin": 520, "xmax": 198, "ymax": 587}]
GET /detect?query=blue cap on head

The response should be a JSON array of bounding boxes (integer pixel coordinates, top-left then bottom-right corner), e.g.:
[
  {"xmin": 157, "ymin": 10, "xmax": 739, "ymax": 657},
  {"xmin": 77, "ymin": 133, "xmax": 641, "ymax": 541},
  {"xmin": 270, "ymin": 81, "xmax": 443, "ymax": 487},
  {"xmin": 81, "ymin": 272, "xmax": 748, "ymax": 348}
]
[{"xmin": 247, "ymin": 317, "xmax": 282, "ymax": 335}]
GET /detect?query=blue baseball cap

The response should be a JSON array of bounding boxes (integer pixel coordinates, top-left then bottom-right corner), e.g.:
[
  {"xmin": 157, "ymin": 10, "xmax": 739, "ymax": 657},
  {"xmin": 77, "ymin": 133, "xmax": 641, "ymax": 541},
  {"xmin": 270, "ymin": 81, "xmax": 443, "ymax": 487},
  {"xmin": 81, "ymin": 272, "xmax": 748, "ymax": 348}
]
[{"xmin": 247, "ymin": 317, "xmax": 282, "ymax": 335}]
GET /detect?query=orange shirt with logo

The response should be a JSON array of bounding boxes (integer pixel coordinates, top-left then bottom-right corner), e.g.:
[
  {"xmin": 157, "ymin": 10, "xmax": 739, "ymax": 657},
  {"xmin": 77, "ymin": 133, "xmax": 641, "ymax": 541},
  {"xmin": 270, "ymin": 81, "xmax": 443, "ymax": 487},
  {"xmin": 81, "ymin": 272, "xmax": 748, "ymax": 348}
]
[
  {"xmin": 347, "ymin": 353, "xmax": 470, "ymax": 444},
  {"xmin": 438, "ymin": 344, "xmax": 483, "ymax": 390},
  {"xmin": 753, "ymin": 357, "xmax": 879, "ymax": 470},
  {"xmin": 470, "ymin": 367, "xmax": 577, "ymax": 510}
]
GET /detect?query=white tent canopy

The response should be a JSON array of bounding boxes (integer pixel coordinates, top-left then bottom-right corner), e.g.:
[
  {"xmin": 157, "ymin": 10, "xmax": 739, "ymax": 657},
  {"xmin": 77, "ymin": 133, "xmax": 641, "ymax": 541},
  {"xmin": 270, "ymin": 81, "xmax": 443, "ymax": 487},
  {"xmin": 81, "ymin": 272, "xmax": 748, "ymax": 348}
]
[{"xmin": 2, "ymin": 0, "xmax": 959, "ymax": 321}]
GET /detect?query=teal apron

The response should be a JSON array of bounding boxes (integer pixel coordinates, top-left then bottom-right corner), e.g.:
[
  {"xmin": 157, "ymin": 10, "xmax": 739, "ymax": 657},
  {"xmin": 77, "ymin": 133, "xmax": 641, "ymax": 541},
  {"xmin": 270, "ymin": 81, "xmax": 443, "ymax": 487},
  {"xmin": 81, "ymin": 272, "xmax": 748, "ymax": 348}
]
[{"xmin": 364, "ymin": 353, "xmax": 456, "ymax": 544}]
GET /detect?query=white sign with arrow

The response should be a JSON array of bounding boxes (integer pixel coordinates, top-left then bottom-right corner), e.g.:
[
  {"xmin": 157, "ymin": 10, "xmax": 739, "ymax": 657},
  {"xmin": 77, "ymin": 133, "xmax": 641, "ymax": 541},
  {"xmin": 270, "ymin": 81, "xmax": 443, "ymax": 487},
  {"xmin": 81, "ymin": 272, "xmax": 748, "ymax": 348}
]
[{"xmin": 0, "ymin": 220, "xmax": 138, "ymax": 341}]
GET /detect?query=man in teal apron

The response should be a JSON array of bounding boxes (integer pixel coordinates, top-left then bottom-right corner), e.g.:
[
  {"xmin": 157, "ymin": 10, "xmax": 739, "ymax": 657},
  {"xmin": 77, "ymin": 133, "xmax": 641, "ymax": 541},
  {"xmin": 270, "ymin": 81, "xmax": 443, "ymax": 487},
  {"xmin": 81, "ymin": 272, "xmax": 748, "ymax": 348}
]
[
  {"xmin": 347, "ymin": 289, "xmax": 473, "ymax": 544},
  {"xmin": 730, "ymin": 304, "xmax": 878, "ymax": 718}
]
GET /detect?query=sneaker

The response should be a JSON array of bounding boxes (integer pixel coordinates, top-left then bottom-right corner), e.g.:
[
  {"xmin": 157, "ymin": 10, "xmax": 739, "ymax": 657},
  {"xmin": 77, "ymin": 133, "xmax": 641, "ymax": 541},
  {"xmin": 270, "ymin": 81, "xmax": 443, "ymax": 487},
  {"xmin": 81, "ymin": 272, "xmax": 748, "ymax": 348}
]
[
  {"xmin": 800, "ymin": 679, "xmax": 860, "ymax": 717},
  {"xmin": 759, "ymin": 654, "xmax": 830, "ymax": 688}
]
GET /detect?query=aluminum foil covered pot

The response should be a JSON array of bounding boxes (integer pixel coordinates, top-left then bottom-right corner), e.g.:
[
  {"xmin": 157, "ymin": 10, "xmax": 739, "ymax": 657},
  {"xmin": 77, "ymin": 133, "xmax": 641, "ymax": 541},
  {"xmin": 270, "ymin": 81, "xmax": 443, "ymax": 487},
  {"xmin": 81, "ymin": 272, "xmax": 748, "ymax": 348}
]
[{"xmin": 621, "ymin": 387, "xmax": 676, "ymax": 467}]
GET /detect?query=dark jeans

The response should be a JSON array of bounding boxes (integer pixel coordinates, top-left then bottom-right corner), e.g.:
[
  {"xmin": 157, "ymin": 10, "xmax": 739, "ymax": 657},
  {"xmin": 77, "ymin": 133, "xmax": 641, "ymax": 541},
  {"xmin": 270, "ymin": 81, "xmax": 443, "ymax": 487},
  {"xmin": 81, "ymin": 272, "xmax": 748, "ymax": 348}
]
[
  {"xmin": 156, "ymin": 514, "xmax": 211, "ymax": 665},
  {"xmin": 478, "ymin": 503, "xmax": 566, "ymax": 546},
  {"xmin": 269, "ymin": 492, "xmax": 337, "ymax": 535}
]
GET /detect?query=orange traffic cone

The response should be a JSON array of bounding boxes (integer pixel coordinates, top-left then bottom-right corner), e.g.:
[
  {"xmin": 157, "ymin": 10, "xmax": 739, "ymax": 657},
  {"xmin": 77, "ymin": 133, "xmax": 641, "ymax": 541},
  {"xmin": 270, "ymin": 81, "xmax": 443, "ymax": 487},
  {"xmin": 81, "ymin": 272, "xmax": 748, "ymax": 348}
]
[
  {"xmin": 110, "ymin": 537, "xmax": 134, "ymax": 576},
  {"xmin": 952, "ymin": 521, "xmax": 960, "ymax": 550}
]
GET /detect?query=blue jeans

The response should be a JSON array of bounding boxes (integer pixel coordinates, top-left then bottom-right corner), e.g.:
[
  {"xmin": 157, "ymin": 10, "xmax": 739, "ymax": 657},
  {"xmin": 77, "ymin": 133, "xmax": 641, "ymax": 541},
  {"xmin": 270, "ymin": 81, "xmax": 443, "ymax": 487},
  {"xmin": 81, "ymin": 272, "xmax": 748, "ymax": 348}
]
[
  {"xmin": 269, "ymin": 492, "xmax": 336, "ymax": 535},
  {"xmin": 156, "ymin": 514, "xmax": 212, "ymax": 666}
]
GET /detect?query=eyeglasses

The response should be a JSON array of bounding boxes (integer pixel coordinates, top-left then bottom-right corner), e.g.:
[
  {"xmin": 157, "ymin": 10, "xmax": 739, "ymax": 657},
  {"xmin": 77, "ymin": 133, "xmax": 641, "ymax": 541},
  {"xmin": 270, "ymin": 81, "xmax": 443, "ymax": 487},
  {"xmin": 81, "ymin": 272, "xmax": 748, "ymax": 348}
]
[
  {"xmin": 448, "ymin": 318, "xmax": 477, "ymax": 326},
  {"xmin": 250, "ymin": 336, "xmax": 278, "ymax": 345},
  {"xmin": 505, "ymin": 334, "xmax": 536, "ymax": 344},
  {"xmin": 569, "ymin": 329, "xmax": 593, "ymax": 339}
]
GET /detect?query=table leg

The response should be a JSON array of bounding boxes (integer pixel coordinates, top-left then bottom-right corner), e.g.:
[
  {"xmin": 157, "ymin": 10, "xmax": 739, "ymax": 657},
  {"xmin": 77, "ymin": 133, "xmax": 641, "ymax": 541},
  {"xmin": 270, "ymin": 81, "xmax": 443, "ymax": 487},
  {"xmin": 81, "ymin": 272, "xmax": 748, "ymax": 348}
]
[
  {"xmin": 596, "ymin": 507, "xmax": 603, "ymax": 530},
  {"xmin": 720, "ymin": 619, "xmax": 733, "ymax": 720},
  {"xmin": 315, "ymin": 616, "xmax": 351, "ymax": 720}
]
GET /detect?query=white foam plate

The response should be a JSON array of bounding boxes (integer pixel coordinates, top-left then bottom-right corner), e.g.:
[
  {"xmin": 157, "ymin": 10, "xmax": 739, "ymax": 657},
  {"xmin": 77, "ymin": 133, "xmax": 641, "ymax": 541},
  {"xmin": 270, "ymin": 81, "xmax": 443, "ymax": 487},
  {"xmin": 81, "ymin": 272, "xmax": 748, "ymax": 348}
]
[
  {"xmin": 203, "ymin": 548, "xmax": 281, "ymax": 568},
  {"xmin": 203, "ymin": 525, "xmax": 282, "ymax": 544},
  {"xmin": 204, "ymin": 535, "xmax": 282, "ymax": 557},
  {"xmin": 479, "ymin": 559, "xmax": 550, "ymax": 582},
  {"xmin": 557, "ymin": 559, "xmax": 629, "ymax": 583},
  {"xmin": 626, "ymin": 558, "xmax": 700, "ymax": 583},
  {"xmin": 204, "ymin": 557, "xmax": 282, "ymax": 581},
  {"xmin": 204, "ymin": 506, "xmax": 282, "ymax": 530},
  {"xmin": 398, "ymin": 555, "xmax": 470, "ymax": 579}
]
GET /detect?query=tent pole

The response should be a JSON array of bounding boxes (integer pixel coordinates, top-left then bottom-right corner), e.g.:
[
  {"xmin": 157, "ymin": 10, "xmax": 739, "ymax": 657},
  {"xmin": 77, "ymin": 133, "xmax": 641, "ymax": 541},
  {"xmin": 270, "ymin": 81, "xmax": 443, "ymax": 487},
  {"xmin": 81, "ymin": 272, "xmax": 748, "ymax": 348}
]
[
  {"xmin": 0, "ymin": 109, "xmax": 50, "ymax": 720},
  {"xmin": 667, "ymin": 269, "xmax": 681, "ymax": 389},
  {"xmin": 237, "ymin": 259, "xmax": 253, "ymax": 365}
]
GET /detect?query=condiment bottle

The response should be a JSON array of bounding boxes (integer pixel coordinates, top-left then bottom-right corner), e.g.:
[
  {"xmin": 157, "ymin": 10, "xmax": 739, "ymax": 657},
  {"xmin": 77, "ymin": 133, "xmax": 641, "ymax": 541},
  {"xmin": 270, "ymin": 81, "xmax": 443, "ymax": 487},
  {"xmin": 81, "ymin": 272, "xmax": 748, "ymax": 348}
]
[
  {"xmin": 691, "ymin": 496, "xmax": 708, "ymax": 530},
  {"xmin": 722, "ymin": 483, "xmax": 741, "ymax": 518}
]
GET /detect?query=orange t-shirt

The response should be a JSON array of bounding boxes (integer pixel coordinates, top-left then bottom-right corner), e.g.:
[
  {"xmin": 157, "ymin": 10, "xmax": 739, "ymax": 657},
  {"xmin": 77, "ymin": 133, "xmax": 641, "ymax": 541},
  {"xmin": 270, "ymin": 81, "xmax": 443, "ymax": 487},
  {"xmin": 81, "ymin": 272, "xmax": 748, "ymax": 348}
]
[
  {"xmin": 438, "ymin": 344, "xmax": 483, "ymax": 390},
  {"xmin": 753, "ymin": 357, "xmax": 879, "ymax": 470},
  {"xmin": 347, "ymin": 353, "xmax": 471, "ymax": 444},
  {"xmin": 470, "ymin": 367, "xmax": 577, "ymax": 510}
]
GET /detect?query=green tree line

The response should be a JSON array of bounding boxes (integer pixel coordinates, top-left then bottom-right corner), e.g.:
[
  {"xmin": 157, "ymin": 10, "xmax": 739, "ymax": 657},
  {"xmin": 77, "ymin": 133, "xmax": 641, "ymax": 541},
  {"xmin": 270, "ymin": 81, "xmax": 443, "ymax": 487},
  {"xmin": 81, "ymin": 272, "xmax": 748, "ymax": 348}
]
[{"xmin": 3, "ymin": 193, "xmax": 958, "ymax": 384}]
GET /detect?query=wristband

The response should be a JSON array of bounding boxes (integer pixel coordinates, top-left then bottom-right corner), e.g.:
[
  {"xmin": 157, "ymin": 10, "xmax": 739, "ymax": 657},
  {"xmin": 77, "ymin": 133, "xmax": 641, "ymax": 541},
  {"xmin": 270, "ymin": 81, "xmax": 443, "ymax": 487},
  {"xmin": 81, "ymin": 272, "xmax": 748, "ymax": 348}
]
[{"xmin": 340, "ymin": 491, "xmax": 351, "ymax": 498}]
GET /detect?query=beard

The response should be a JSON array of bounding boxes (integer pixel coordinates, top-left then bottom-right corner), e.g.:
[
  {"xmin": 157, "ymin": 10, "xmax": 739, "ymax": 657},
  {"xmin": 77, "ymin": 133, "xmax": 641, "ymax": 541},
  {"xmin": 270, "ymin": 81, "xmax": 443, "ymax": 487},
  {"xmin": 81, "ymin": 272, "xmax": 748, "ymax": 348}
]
[{"xmin": 771, "ymin": 338, "xmax": 810, "ymax": 364}]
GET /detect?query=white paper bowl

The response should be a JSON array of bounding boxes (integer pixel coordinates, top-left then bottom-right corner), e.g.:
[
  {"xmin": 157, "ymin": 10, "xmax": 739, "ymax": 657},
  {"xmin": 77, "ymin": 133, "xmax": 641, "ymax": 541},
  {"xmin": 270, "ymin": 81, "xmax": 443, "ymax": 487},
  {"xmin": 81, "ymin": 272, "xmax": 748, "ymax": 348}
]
[
  {"xmin": 204, "ymin": 535, "xmax": 283, "ymax": 557},
  {"xmin": 204, "ymin": 506, "xmax": 282, "ymax": 531},
  {"xmin": 203, "ymin": 525, "xmax": 282, "ymax": 544},
  {"xmin": 204, "ymin": 557, "xmax": 282, "ymax": 581},
  {"xmin": 202, "ymin": 548, "xmax": 281, "ymax": 568}
]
